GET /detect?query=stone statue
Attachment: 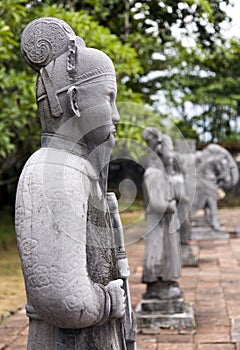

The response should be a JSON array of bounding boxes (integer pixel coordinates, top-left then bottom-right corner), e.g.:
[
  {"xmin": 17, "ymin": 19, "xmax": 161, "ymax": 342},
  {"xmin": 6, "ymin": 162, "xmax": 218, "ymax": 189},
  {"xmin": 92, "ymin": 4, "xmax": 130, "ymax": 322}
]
[
  {"xmin": 136, "ymin": 128, "xmax": 195, "ymax": 330},
  {"xmin": 191, "ymin": 144, "xmax": 239, "ymax": 231},
  {"xmin": 175, "ymin": 140, "xmax": 198, "ymax": 265},
  {"xmin": 141, "ymin": 127, "xmax": 182, "ymax": 300},
  {"xmin": 15, "ymin": 17, "xmax": 135, "ymax": 349}
]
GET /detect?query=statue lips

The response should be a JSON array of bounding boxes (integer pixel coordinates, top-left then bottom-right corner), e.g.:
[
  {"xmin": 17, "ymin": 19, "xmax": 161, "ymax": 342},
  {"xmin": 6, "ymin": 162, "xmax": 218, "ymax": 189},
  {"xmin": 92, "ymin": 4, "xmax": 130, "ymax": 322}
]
[
  {"xmin": 103, "ymin": 126, "xmax": 116, "ymax": 142},
  {"xmin": 111, "ymin": 126, "xmax": 117, "ymax": 140}
]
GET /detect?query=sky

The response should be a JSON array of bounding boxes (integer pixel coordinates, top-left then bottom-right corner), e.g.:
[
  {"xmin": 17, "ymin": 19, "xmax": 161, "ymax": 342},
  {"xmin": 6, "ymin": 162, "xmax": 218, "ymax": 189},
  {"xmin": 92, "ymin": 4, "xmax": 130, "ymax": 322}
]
[{"xmin": 222, "ymin": 0, "xmax": 240, "ymax": 38}]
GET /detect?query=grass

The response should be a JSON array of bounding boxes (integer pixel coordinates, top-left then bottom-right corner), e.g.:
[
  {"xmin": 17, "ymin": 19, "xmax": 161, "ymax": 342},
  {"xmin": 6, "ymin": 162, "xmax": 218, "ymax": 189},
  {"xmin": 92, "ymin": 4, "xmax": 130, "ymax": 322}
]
[
  {"xmin": 0, "ymin": 206, "xmax": 17, "ymax": 250},
  {"xmin": 0, "ymin": 206, "xmax": 26, "ymax": 317},
  {"xmin": 218, "ymin": 193, "xmax": 240, "ymax": 208},
  {"xmin": 119, "ymin": 199, "xmax": 144, "ymax": 225},
  {"xmin": 0, "ymin": 245, "xmax": 26, "ymax": 317},
  {"xmin": 120, "ymin": 208, "xmax": 144, "ymax": 226}
]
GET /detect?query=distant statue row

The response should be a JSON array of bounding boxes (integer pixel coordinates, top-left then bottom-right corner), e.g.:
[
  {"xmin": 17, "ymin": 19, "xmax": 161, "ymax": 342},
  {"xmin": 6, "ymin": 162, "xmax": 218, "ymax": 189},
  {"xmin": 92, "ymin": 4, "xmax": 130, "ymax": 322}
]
[
  {"xmin": 177, "ymin": 141, "xmax": 239, "ymax": 231},
  {"xmin": 140, "ymin": 126, "xmax": 239, "ymax": 318},
  {"xmin": 16, "ymin": 16, "xmax": 239, "ymax": 345}
]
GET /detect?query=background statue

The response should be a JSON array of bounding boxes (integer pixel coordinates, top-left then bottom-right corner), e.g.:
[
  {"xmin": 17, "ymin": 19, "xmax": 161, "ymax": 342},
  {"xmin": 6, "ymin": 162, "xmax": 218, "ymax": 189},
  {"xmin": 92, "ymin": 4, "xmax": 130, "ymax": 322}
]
[
  {"xmin": 174, "ymin": 140, "xmax": 198, "ymax": 265},
  {"xmin": 191, "ymin": 144, "xmax": 239, "ymax": 230},
  {"xmin": 141, "ymin": 127, "xmax": 182, "ymax": 300},
  {"xmin": 15, "ymin": 17, "xmax": 135, "ymax": 349}
]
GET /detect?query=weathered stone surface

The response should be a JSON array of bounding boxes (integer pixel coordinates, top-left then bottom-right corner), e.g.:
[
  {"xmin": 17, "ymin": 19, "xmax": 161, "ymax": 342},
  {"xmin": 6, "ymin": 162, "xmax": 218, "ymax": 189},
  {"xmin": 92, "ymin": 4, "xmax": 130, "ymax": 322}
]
[
  {"xmin": 138, "ymin": 128, "xmax": 195, "ymax": 332},
  {"xmin": 177, "ymin": 142, "xmax": 239, "ymax": 234},
  {"xmin": 16, "ymin": 17, "xmax": 132, "ymax": 349},
  {"xmin": 140, "ymin": 297, "xmax": 184, "ymax": 314},
  {"xmin": 181, "ymin": 244, "xmax": 199, "ymax": 267},
  {"xmin": 192, "ymin": 145, "xmax": 239, "ymax": 231},
  {"xmin": 191, "ymin": 226, "xmax": 230, "ymax": 240},
  {"xmin": 136, "ymin": 302, "xmax": 195, "ymax": 332},
  {"xmin": 141, "ymin": 128, "xmax": 181, "ymax": 285}
]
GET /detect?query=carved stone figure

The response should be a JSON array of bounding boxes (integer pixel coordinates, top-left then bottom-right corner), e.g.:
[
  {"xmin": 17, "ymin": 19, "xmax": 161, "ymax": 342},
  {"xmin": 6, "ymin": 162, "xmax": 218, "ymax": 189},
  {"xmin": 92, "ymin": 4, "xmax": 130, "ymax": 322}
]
[
  {"xmin": 175, "ymin": 140, "xmax": 198, "ymax": 265},
  {"xmin": 141, "ymin": 127, "xmax": 182, "ymax": 300},
  {"xmin": 15, "ymin": 17, "xmax": 134, "ymax": 349},
  {"xmin": 136, "ymin": 128, "xmax": 195, "ymax": 330},
  {"xmin": 191, "ymin": 144, "xmax": 239, "ymax": 231}
]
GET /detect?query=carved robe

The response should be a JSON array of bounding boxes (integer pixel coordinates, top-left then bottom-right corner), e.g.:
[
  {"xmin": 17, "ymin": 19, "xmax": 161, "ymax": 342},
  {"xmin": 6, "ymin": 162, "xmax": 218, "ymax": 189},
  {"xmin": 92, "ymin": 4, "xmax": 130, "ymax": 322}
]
[
  {"xmin": 15, "ymin": 142, "xmax": 126, "ymax": 350},
  {"xmin": 142, "ymin": 166, "xmax": 181, "ymax": 283}
]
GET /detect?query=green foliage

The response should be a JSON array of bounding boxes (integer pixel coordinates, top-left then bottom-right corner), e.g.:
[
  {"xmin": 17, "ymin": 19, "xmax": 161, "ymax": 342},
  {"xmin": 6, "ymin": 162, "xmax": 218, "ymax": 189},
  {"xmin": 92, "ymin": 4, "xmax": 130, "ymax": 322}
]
[
  {"xmin": 0, "ymin": 206, "xmax": 15, "ymax": 248},
  {"xmin": 112, "ymin": 103, "xmax": 167, "ymax": 160},
  {"xmin": 65, "ymin": 0, "xmax": 230, "ymax": 103},
  {"xmin": 173, "ymin": 118, "xmax": 199, "ymax": 141},
  {"xmin": 0, "ymin": 1, "xmax": 35, "ymax": 159},
  {"xmin": 28, "ymin": 5, "xmax": 142, "ymax": 82},
  {"xmin": 163, "ymin": 38, "xmax": 240, "ymax": 141},
  {"xmin": 28, "ymin": 0, "xmax": 230, "ymax": 104}
]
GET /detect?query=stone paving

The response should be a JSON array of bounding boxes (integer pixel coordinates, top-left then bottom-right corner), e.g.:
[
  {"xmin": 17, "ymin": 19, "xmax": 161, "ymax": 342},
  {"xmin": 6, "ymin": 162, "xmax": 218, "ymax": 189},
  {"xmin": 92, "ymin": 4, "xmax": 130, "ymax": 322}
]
[{"xmin": 1, "ymin": 219, "xmax": 240, "ymax": 349}]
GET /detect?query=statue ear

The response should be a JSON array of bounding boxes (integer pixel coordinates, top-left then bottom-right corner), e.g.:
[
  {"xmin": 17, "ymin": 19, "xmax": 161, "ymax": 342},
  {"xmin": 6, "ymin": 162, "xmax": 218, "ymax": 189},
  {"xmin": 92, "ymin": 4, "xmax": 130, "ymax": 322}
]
[
  {"xmin": 142, "ymin": 128, "xmax": 151, "ymax": 142},
  {"xmin": 68, "ymin": 86, "xmax": 80, "ymax": 118}
]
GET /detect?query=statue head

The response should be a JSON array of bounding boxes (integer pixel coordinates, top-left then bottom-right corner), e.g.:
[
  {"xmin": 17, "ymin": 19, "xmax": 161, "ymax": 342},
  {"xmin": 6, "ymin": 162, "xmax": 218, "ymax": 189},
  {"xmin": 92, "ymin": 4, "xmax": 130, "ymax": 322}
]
[
  {"xmin": 158, "ymin": 134, "xmax": 174, "ymax": 168},
  {"xmin": 199, "ymin": 144, "xmax": 239, "ymax": 190},
  {"xmin": 142, "ymin": 127, "xmax": 163, "ymax": 152},
  {"xmin": 21, "ymin": 17, "xmax": 120, "ymax": 147}
]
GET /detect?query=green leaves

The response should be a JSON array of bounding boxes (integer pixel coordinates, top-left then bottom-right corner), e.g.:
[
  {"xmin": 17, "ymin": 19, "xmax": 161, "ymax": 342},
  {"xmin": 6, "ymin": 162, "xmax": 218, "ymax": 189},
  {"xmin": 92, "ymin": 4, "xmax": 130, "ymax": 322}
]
[{"xmin": 164, "ymin": 37, "xmax": 240, "ymax": 141}]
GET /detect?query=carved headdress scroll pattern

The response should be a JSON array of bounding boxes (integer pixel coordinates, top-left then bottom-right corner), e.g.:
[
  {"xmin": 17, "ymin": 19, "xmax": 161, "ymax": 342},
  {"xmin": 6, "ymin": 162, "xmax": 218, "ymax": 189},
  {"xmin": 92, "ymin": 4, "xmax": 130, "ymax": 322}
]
[
  {"xmin": 21, "ymin": 17, "xmax": 115, "ymax": 119},
  {"xmin": 20, "ymin": 17, "xmax": 79, "ymax": 72}
]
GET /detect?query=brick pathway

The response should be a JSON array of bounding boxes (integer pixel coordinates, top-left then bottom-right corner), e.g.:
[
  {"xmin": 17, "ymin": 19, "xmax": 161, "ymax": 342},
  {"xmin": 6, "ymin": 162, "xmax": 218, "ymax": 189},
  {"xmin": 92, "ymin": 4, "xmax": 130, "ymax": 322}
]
[{"xmin": 1, "ymin": 232, "xmax": 240, "ymax": 349}]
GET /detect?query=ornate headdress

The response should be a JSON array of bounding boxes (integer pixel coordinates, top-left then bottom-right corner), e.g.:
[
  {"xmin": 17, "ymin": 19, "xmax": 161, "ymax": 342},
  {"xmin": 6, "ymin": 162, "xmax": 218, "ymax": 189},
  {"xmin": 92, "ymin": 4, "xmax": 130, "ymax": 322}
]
[{"xmin": 21, "ymin": 17, "xmax": 116, "ymax": 118}]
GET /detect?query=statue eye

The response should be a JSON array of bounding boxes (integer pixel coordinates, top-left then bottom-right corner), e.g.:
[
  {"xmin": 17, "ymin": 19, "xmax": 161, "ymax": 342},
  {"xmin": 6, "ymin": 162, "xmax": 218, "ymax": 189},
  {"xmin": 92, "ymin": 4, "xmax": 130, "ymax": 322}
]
[{"xmin": 108, "ymin": 91, "xmax": 115, "ymax": 103}]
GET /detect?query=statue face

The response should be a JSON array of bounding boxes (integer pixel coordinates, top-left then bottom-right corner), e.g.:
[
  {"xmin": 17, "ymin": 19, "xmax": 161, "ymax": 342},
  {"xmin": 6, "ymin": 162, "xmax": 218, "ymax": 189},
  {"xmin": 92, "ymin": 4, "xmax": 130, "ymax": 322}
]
[
  {"xmin": 147, "ymin": 133, "xmax": 162, "ymax": 152},
  {"xmin": 77, "ymin": 79, "xmax": 120, "ymax": 148},
  {"xmin": 159, "ymin": 143, "xmax": 174, "ymax": 167}
]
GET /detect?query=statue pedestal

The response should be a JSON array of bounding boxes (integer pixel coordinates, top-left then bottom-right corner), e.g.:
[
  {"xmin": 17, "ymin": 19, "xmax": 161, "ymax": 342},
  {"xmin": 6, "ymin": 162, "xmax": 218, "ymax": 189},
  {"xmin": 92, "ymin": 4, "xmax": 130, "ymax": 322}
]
[
  {"xmin": 136, "ymin": 298, "xmax": 195, "ymax": 332},
  {"xmin": 191, "ymin": 226, "xmax": 229, "ymax": 240},
  {"xmin": 191, "ymin": 216, "xmax": 229, "ymax": 240},
  {"xmin": 181, "ymin": 244, "xmax": 198, "ymax": 267}
]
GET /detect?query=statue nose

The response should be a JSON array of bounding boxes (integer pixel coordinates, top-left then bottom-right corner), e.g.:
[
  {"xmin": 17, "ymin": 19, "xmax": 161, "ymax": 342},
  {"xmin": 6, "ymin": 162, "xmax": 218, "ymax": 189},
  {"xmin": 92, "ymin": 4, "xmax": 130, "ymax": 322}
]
[{"xmin": 112, "ymin": 104, "xmax": 120, "ymax": 123}]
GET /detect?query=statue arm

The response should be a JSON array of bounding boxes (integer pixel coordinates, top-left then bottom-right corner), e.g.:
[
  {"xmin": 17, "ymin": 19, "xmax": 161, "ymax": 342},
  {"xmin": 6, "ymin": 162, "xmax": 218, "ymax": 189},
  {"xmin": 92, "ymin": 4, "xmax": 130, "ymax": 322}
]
[{"xmin": 16, "ymin": 162, "xmax": 124, "ymax": 329}]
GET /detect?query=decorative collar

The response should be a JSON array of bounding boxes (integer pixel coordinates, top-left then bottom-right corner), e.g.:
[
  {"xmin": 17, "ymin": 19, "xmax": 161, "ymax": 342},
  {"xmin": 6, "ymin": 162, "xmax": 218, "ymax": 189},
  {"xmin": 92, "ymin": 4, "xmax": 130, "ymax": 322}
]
[{"xmin": 41, "ymin": 133, "xmax": 87, "ymax": 158}]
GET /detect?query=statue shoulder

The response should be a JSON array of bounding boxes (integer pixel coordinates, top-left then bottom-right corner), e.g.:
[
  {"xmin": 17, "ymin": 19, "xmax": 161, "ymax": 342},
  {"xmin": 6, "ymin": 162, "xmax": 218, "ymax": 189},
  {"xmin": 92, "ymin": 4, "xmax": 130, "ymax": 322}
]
[
  {"xmin": 144, "ymin": 167, "xmax": 162, "ymax": 177},
  {"xmin": 23, "ymin": 148, "xmax": 97, "ymax": 179},
  {"xmin": 19, "ymin": 149, "xmax": 96, "ymax": 197}
]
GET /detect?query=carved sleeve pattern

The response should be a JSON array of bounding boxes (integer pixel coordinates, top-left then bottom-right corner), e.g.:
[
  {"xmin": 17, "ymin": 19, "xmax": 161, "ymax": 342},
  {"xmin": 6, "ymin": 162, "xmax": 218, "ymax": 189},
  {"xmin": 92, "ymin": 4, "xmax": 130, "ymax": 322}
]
[{"xmin": 15, "ymin": 155, "xmax": 112, "ymax": 329}]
